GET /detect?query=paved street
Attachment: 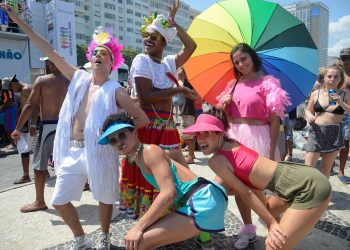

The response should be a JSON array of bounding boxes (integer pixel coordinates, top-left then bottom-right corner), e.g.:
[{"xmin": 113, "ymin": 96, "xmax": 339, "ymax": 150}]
[{"xmin": 0, "ymin": 149, "xmax": 349, "ymax": 249}]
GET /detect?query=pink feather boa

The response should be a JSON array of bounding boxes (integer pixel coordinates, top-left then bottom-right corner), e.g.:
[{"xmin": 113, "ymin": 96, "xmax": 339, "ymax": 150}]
[{"xmin": 261, "ymin": 75, "xmax": 291, "ymax": 120}]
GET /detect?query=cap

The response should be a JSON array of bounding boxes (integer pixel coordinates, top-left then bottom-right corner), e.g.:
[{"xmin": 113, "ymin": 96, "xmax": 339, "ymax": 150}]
[
  {"xmin": 340, "ymin": 48, "xmax": 350, "ymax": 57},
  {"xmin": 98, "ymin": 123, "xmax": 134, "ymax": 145},
  {"xmin": 1, "ymin": 77, "xmax": 11, "ymax": 90},
  {"xmin": 182, "ymin": 114, "xmax": 225, "ymax": 135}
]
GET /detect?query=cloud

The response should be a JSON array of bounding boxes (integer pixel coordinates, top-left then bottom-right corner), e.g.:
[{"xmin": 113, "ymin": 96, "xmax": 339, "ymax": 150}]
[
  {"xmin": 328, "ymin": 37, "xmax": 350, "ymax": 57},
  {"xmin": 328, "ymin": 15, "xmax": 350, "ymax": 56},
  {"xmin": 329, "ymin": 15, "xmax": 350, "ymax": 34}
]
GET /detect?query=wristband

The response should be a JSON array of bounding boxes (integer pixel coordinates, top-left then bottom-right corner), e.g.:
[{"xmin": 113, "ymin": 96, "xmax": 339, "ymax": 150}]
[
  {"xmin": 30, "ymin": 125, "xmax": 37, "ymax": 128},
  {"xmin": 167, "ymin": 16, "xmax": 177, "ymax": 27}
]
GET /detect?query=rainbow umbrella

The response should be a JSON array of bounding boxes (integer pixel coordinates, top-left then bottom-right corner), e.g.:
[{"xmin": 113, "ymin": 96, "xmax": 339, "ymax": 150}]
[{"xmin": 184, "ymin": 0, "xmax": 318, "ymax": 110}]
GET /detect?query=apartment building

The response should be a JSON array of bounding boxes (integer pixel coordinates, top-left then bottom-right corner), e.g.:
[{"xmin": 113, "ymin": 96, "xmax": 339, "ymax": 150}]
[
  {"xmin": 69, "ymin": 0, "xmax": 199, "ymax": 55},
  {"xmin": 284, "ymin": 1, "xmax": 329, "ymax": 67}
]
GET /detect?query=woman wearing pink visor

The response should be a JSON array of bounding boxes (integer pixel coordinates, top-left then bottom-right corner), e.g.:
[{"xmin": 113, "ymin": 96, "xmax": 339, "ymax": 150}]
[{"xmin": 183, "ymin": 109, "xmax": 331, "ymax": 250}]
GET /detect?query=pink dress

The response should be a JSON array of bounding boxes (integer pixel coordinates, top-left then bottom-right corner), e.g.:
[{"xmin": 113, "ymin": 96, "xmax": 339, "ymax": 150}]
[{"xmin": 217, "ymin": 75, "xmax": 290, "ymax": 159}]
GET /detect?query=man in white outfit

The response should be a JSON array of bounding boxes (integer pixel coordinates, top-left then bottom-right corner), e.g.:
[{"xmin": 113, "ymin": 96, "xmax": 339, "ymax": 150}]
[{"xmin": 0, "ymin": 4, "xmax": 149, "ymax": 250}]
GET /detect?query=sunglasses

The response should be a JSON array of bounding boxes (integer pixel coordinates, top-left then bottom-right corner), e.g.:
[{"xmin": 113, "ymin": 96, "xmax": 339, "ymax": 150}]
[
  {"xmin": 141, "ymin": 31, "xmax": 162, "ymax": 41},
  {"xmin": 108, "ymin": 131, "xmax": 128, "ymax": 145}
]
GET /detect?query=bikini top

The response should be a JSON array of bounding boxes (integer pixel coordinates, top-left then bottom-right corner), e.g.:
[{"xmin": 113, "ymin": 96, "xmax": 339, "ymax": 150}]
[
  {"xmin": 217, "ymin": 144, "xmax": 259, "ymax": 190},
  {"xmin": 314, "ymin": 89, "xmax": 345, "ymax": 115}
]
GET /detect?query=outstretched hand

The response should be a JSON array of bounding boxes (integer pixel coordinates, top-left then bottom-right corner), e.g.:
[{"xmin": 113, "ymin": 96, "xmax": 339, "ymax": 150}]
[
  {"xmin": 0, "ymin": 3, "xmax": 20, "ymax": 22},
  {"xmin": 168, "ymin": 0, "xmax": 179, "ymax": 19}
]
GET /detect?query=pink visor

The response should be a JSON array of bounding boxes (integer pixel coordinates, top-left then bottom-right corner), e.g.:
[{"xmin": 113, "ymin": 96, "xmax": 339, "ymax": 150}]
[{"xmin": 182, "ymin": 114, "xmax": 225, "ymax": 134}]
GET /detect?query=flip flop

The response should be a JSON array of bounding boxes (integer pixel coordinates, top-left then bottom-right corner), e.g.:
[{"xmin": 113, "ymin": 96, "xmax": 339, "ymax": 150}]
[
  {"xmin": 13, "ymin": 176, "xmax": 31, "ymax": 184},
  {"xmin": 20, "ymin": 203, "xmax": 48, "ymax": 213}
]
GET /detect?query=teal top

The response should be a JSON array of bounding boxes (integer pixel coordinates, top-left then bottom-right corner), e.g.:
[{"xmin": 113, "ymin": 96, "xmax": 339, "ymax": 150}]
[{"xmin": 138, "ymin": 158, "xmax": 198, "ymax": 203}]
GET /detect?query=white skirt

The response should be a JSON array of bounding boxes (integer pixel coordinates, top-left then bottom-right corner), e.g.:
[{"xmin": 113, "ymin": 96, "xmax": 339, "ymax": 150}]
[{"xmin": 227, "ymin": 123, "xmax": 280, "ymax": 160}]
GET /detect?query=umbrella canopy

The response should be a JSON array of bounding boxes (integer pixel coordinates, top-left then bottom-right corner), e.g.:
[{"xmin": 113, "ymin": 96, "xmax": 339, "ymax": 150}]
[{"xmin": 184, "ymin": 0, "xmax": 318, "ymax": 111}]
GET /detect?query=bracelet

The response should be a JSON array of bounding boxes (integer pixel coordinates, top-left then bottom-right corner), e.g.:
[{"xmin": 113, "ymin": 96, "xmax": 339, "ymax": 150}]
[
  {"xmin": 167, "ymin": 16, "xmax": 177, "ymax": 27},
  {"xmin": 30, "ymin": 125, "xmax": 36, "ymax": 128}
]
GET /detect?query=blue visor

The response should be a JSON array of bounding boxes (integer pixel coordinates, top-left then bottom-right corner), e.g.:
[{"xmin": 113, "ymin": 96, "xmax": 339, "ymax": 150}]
[{"xmin": 98, "ymin": 123, "xmax": 134, "ymax": 145}]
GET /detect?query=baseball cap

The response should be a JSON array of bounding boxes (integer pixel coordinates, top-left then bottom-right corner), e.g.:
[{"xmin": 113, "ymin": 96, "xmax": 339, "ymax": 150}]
[
  {"xmin": 182, "ymin": 114, "xmax": 225, "ymax": 135},
  {"xmin": 340, "ymin": 48, "xmax": 350, "ymax": 58}
]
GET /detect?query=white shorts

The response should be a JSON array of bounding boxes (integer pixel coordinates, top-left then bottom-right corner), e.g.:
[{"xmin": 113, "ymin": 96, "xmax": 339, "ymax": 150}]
[
  {"xmin": 51, "ymin": 147, "xmax": 119, "ymax": 205},
  {"xmin": 51, "ymin": 147, "xmax": 89, "ymax": 205}
]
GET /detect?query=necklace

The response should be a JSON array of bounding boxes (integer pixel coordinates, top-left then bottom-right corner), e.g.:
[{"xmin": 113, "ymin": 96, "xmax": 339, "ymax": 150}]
[
  {"xmin": 126, "ymin": 143, "xmax": 143, "ymax": 163},
  {"xmin": 148, "ymin": 54, "xmax": 162, "ymax": 63}
]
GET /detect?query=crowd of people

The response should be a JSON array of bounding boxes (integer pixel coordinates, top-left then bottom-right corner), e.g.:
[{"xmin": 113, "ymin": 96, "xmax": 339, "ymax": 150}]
[{"xmin": 1, "ymin": 1, "xmax": 350, "ymax": 250}]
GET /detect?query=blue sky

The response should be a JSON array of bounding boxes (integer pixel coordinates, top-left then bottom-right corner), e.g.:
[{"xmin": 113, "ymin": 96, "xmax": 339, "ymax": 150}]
[{"xmin": 183, "ymin": 0, "xmax": 350, "ymax": 56}]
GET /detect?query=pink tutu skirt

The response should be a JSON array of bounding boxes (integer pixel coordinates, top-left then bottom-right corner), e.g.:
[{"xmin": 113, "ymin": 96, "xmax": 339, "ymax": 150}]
[{"xmin": 227, "ymin": 123, "xmax": 280, "ymax": 160}]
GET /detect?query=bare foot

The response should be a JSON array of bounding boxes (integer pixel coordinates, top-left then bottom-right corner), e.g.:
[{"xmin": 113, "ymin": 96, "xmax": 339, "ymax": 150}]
[{"xmin": 20, "ymin": 201, "xmax": 48, "ymax": 213}]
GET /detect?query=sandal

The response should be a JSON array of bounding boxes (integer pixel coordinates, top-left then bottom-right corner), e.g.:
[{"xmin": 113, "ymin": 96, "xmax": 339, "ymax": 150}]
[
  {"xmin": 13, "ymin": 176, "xmax": 31, "ymax": 184},
  {"xmin": 20, "ymin": 202, "xmax": 48, "ymax": 213}
]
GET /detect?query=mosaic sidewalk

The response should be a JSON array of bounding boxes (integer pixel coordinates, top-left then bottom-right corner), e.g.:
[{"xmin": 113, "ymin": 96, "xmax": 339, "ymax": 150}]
[{"xmin": 47, "ymin": 208, "xmax": 350, "ymax": 250}]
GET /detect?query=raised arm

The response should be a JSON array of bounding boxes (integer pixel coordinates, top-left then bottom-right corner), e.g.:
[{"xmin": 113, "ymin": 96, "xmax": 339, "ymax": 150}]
[
  {"xmin": 0, "ymin": 4, "xmax": 77, "ymax": 80},
  {"xmin": 208, "ymin": 156, "xmax": 286, "ymax": 249},
  {"xmin": 115, "ymin": 88, "xmax": 150, "ymax": 128},
  {"xmin": 124, "ymin": 145, "xmax": 176, "ymax": 249},
  {"xmin": 168, "ymin": 0, "xmax": 197, "ymax": 69}
]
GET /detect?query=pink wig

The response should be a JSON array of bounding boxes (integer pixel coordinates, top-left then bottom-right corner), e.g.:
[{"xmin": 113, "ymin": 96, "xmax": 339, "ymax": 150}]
[{"xmin": 86, "ymin": 29, "xmax": 124, "ymax": 72}]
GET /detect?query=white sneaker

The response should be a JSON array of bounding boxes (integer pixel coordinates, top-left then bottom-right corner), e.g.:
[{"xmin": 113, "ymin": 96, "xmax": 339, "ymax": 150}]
[
  {"xmin": 96, "ymin": 232, "xmax": 111, "ymax": 250},
  {"xmin": 194, "ymin": 237, "xmax": 215, "ymax": 250},
  {"xmin": 284, "ymin": 155, "xmax": 293, "ymax": 162},
  {"xmin": 70, "ymin": 234, "xmax": 92, "ymax": 250},
  {"xmin": 234, "ymin": 228, "xmax": 258, "ymax": 249}
]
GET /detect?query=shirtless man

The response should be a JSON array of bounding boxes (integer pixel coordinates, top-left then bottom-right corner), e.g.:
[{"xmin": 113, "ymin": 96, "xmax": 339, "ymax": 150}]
[
  {"xmin": 11, "ymin": 58, "xmax": 69, "ymax": 212},
  {"xmin": 0, "ymin": 4, "xmax": 149, "ymax": 250},
  {"xmin": 338, "ymin": 48, "xmax": 350, "ymax": 184},
  {"xmin": 9, "ymin": 75, "xmax": 39, "ymax": 184}
]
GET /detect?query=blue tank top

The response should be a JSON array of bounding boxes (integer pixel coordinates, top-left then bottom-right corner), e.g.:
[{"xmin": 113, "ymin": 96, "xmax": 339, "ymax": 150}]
[{"xmin": 138, "ymin": 158, "xmax": 198, "ymax": 202}]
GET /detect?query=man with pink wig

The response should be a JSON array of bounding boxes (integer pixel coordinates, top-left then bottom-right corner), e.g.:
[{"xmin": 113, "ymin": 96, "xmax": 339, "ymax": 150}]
[{"xmin": 0, "ymin": 4, "xmax": 149, "ymax": 250}]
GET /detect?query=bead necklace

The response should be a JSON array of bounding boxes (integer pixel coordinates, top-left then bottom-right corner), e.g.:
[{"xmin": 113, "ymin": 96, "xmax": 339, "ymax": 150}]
[{"xmin": 126, "ymin": 143, "xmax": 143, "ymax": 163}]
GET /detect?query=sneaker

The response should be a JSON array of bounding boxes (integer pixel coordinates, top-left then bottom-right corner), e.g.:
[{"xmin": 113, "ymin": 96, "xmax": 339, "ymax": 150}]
[
  {"xmin": 284, "ymin": 155, "xmax": 293, "ymax": 162},
  {"xmin": 339, "ymin": 175, "xmax": 350, "ymax": 184},
  {"xmin": 234, "ymin": 226, "xmax": 258, "ymax": 250},
  {"xmin": 96, "ymin": 232, "xmax": 111, "ymax": 250},
  {"xmin": 70, "ymin": 234, "xmax": 92, "ymax": 250},
  {"xmin": 194, "ymin": 237, "xmax": 215, "ymax": 250}
]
